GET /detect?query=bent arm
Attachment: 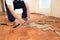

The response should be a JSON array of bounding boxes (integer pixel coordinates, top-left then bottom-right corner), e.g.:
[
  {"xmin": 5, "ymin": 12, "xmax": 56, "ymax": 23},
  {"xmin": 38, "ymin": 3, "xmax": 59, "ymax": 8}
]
[{"xmin": 7, "ymin": 5, "xmax": 22, "ymax": 21}]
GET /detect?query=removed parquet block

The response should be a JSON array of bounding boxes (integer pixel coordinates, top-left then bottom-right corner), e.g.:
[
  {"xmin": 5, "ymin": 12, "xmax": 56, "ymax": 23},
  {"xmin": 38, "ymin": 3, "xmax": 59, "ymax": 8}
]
[{"xmin": 54, "ymin": 30, "xmax": 60, "ymax": 37}]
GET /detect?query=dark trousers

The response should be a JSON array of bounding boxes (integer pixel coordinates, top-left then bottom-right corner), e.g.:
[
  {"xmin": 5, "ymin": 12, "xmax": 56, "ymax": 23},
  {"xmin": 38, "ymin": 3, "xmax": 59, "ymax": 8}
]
[{"xmin": 5, "ymin": 1, "xmax": 27, "ymax": 22}]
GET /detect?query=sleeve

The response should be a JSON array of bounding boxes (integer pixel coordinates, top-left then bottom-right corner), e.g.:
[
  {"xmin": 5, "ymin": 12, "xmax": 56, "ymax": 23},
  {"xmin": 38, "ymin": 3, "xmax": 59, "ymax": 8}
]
[{"xmin": 6, "ymin": 0, "xmax": 14, "ymax": 9}]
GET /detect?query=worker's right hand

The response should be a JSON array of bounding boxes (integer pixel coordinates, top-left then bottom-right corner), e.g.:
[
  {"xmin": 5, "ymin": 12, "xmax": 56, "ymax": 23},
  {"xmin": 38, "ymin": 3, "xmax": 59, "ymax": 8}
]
[{"xmin": 19, "ymin": 19, "xmax": 26, "ymax": 25}]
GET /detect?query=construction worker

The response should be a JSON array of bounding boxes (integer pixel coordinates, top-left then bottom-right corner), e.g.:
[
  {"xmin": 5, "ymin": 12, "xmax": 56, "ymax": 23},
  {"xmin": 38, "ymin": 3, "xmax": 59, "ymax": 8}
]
[{"xmin": 5, "ymin": 0, "xmax": 30, "ymax": 25}]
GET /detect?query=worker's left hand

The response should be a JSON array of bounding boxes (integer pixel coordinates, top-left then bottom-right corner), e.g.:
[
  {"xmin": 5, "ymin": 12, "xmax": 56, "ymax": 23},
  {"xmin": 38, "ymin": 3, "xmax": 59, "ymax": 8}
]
[{"xmin": 26, "ymin": 18, "xmax": 31, "ymax": 24}]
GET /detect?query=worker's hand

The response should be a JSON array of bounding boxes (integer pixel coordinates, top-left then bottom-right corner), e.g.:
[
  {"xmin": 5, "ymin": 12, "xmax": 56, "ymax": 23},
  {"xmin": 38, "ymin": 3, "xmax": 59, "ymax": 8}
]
[
  {"xmin": 19, "ymin": 19, "xmax": 26, "ymax": 25},
  {"xmin": 26, "ymin": 18, "xmax": 31, "ymax": 24}
]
